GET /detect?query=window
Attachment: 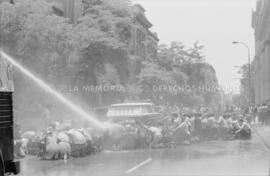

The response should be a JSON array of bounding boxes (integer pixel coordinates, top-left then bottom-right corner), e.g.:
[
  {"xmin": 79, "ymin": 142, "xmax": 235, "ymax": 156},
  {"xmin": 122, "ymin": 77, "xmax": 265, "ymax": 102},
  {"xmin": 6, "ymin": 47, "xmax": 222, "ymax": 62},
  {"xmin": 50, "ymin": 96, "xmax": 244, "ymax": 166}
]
[{"xmin": 136, "ymin": 29, "xmax": 146, "ymax": 58}]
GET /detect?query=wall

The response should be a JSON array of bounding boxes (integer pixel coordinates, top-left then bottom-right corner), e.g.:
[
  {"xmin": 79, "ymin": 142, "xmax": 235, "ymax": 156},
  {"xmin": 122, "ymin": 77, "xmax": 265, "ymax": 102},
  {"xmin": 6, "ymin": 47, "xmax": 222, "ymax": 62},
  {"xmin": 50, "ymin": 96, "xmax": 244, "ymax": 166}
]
[{"xmin": 253, "ymin": 0, "xmax": 270, "ymax": 105}]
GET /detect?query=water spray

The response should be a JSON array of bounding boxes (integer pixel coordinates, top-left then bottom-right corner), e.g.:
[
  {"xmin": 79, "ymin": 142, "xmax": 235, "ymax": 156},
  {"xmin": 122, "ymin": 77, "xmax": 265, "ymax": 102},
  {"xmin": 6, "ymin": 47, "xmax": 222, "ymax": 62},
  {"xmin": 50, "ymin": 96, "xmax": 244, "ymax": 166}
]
[{"xmin": 0, "ymin": 50, "xmax": 110, "ymax": 130}]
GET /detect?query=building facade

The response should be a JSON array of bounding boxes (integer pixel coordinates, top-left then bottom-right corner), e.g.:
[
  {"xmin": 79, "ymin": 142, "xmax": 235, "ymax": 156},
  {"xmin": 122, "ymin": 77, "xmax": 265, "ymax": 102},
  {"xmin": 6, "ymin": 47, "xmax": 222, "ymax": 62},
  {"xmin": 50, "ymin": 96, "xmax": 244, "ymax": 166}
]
[
  {"xmin": 130, "ymin": 5, "xmax": 159, "ymax": 59},
  {"xmin": 128, "ymin": 4, "xmax": 159, "ymax": 78},
  {"xmin": 252, "ymin": 0, "xmax": 270, "ymax": 105}
]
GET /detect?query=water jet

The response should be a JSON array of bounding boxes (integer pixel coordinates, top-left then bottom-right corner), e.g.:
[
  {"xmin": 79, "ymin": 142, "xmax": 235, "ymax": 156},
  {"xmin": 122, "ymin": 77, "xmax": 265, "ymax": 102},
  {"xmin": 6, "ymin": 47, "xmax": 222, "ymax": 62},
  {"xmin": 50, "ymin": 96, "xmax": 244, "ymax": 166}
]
[{"xmin": 0, "ymin": 50, "xmax": 110, "ymax": 130}]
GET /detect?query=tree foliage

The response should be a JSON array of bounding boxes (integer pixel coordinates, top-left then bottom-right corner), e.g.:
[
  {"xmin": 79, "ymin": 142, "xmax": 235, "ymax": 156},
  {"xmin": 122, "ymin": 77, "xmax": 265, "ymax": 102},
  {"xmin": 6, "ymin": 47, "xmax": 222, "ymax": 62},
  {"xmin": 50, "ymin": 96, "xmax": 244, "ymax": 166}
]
[
  {"xmin": 238, "ymin": 62, "xmax": 255, "ymax": 105},
  {"xmin": 0, "ymin": 0, "xmax": 221, "ymax": 111},
  {"xmin": 0, "ymin": 0, "xmax": 134, "ymax": 106},
  {"xmin": 138, "ymin": 41, "xmax": 220, "ymax": 107}
]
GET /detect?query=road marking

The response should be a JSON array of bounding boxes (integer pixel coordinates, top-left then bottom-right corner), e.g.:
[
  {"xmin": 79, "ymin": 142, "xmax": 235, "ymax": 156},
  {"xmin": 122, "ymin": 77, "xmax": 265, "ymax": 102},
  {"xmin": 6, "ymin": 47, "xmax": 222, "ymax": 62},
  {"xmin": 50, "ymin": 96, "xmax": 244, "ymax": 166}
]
[{"xmin": 125, "ymin": 158, "xmax": 152, "ymax": 174}]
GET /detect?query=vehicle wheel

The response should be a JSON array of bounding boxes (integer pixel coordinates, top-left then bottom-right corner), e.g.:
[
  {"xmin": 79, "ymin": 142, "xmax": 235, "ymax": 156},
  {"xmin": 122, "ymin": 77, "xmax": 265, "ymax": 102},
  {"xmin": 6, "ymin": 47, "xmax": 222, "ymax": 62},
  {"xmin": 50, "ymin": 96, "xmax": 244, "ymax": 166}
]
[{"xmin": 0, "ymin": 150, "xmax": 5, "ymax": 176}]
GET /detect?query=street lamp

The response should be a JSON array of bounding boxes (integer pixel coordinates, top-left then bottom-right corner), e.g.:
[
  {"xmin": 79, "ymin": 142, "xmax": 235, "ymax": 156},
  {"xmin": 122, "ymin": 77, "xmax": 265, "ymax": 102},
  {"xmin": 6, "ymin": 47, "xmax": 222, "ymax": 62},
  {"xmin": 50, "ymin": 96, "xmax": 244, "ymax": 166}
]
[{"xmin": 232, "ymin": 41, "xmax": 251, "ymax": 108}]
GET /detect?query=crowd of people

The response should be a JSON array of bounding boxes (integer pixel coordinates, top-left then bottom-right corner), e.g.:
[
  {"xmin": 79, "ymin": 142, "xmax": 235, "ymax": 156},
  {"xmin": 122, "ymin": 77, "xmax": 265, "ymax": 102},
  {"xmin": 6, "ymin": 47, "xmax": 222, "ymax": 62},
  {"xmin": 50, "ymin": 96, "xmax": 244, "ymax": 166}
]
[
  {"xmin": 14, "ymin": 121, "xmax": 104, "ymax": 160},
  {"xmin": 13, "ymin": 104, "xmax": 265, "ymax": 161}
]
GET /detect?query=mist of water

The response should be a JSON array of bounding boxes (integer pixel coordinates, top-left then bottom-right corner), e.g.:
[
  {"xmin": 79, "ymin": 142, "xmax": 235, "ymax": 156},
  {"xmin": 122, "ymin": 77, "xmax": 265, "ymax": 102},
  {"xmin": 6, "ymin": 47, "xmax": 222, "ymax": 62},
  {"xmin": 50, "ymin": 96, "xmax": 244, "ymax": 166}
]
[{"xmin": 0, "ymin": 50, "xmax": 109, "ymax": 130}]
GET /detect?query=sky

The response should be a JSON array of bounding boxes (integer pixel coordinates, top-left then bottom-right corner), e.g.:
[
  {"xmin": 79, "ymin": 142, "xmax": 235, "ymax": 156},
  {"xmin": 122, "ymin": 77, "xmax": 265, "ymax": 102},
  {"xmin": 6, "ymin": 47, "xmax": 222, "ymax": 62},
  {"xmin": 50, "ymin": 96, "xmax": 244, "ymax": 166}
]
[{"xmin": 132, "ymin": 0, "xmax": 257, "ymax": 93}]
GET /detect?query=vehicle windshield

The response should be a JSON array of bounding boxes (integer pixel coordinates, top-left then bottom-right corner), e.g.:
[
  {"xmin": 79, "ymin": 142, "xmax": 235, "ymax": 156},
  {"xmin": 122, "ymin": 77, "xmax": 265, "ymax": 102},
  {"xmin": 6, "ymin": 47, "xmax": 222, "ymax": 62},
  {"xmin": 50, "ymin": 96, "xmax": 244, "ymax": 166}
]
[{"xmin": 107, "ymin": 105, "xmax": 153, "ymax": 116}]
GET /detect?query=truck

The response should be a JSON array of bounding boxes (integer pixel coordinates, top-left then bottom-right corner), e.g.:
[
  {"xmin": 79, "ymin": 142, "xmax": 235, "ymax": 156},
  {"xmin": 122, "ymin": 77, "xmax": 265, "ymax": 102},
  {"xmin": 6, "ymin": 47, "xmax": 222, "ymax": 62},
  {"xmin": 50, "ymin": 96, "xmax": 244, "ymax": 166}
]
[{"xmin": 0, "ymin": 53, "xmax": 20, "ymax": 175}]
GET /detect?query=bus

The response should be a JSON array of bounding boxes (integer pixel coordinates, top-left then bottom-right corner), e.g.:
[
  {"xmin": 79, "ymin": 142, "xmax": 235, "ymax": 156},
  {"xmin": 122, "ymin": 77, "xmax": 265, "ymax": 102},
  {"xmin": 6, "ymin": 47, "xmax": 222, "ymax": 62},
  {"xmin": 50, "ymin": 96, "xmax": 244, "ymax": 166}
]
[
  {"xmin": 106, "ymin": 102, "xmax": 162, "ymax": 125},
  {"xmin": 0, "ymin": 53, "xmax": 20, "ymax": 175}
]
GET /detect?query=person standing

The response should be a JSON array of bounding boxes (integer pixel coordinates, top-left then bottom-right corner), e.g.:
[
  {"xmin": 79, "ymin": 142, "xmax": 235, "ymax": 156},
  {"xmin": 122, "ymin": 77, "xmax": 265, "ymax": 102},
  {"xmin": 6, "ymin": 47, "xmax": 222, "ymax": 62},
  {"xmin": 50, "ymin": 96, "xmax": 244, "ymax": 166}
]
[{"xmin": 193, "ymin": 113, "xmax": 202, "ymax": 137}]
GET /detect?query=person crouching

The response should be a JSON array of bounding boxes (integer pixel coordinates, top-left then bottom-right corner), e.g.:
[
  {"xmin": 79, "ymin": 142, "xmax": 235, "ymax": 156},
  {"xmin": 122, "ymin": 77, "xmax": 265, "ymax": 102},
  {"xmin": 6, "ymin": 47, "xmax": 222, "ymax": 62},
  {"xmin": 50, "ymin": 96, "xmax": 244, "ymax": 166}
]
[{"xmin": 235, "ymin": 119, "xmax": 251, "ymax": 140}]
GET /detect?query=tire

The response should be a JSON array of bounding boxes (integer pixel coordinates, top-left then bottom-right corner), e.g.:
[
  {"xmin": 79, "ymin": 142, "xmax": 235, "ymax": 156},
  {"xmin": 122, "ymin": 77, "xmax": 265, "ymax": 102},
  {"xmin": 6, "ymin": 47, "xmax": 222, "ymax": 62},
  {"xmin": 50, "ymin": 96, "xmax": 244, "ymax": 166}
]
[{"xmin": 0, "ymin": 150, "xmax": 5, "ymax": 176}]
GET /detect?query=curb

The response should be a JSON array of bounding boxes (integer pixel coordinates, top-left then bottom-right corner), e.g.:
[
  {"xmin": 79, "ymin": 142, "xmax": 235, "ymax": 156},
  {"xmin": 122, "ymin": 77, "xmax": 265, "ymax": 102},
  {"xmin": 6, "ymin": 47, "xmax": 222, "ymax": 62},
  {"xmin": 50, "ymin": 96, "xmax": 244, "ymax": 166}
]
[{"xmin": 250, "ymin": 125, "xmax": 270, "ymax": 151}]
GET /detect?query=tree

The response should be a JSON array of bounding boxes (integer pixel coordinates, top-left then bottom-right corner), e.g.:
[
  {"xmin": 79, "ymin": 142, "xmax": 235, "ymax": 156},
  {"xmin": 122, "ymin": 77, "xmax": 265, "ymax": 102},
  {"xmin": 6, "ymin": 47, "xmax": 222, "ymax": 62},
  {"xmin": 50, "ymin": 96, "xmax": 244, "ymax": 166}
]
[
  {"xmin": 0, "ymin": 0, "xmax": 137, "ymax": 126},
  {"xmin": 0, "ymin": 0, "xmax": 221, "ymax": 112},
  {"xmin": 0, "ymin": 0, "xmax": 76, "ymax": 118},
  {"xmin": 70, "ymin": 0, "xmax": 135, "ymax": 105},
  {"xmin": 0, "ymin": 0, "xmax": 136, "ymax": 104},
  {"xmin": 135, "ymin": 41, "xmax": 220, "ymax": 107},
  {"xmin": 238, "ymin": 62, "xmax": 255, "ymax": 105}
]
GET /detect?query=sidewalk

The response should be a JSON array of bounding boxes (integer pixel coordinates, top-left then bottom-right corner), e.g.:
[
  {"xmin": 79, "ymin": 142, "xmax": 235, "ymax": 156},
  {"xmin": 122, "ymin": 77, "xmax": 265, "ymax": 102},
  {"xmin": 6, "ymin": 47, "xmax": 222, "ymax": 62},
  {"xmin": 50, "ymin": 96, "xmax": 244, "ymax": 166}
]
[{"xmin": 252, "ymin": 124, "xmax": 270, "ymax": 149}]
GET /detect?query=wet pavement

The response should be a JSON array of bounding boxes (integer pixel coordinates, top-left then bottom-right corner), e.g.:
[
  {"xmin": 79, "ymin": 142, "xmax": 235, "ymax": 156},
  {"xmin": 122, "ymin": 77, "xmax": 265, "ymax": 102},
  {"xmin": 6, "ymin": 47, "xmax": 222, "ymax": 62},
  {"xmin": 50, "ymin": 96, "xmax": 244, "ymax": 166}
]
[
  {"xmin": 252, "ymin": 125, "xmax": 270, "ymax": 148},
  {"xmin": 18, "ymin": 133, "xmax": 269, "ymax": 176}
]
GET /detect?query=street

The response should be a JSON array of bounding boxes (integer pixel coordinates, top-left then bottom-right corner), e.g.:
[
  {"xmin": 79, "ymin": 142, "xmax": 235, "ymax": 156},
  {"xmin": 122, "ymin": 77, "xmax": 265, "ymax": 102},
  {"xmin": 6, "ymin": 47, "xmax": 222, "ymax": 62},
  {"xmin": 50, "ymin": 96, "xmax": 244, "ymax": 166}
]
[
  {"xmin": 0, "ymin": 1, "xmax": 269, "ymax": 176},
  {"xmin": 18, "ymin": 132, "xmax": 269, "ymax": 176}
]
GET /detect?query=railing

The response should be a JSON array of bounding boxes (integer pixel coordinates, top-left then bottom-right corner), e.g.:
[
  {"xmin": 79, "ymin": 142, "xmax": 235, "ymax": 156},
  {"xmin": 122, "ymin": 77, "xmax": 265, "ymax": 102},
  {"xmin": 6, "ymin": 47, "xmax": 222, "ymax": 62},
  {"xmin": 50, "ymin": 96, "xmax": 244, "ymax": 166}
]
[{"xmin": 0, "ymin": 92, "xmax": 13, "ymax": 128}]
